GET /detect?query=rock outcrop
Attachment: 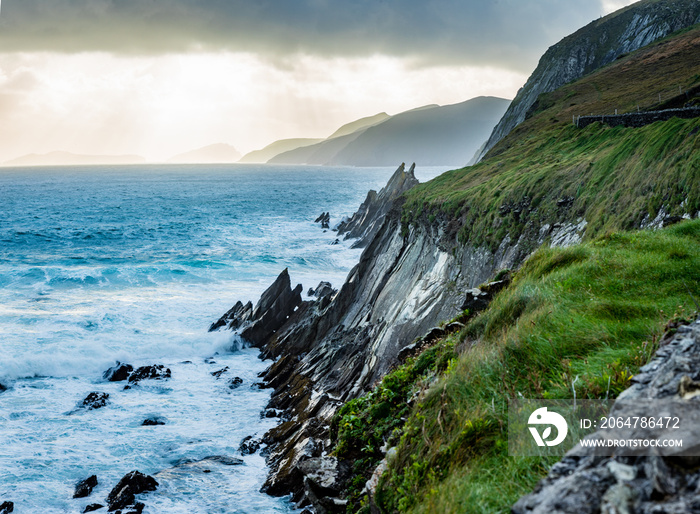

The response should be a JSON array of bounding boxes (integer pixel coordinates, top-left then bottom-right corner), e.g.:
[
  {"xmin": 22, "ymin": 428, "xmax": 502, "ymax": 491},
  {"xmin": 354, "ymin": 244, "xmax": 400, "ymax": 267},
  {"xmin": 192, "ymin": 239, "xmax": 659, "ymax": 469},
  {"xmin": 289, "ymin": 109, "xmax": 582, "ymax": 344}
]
[
  {"xmin": 477, "ymin": 0, "xmax": 700, "ymax": 161},
  {"xmin": 514, "ymin": 319, "xmax": 700, "ymax": 514},
  {"xmin": 73, "ymin": 475, "xmax": 98, "ymax": 498},
  {"xmin": 105, "ymin": 471, "xmax": 158, "ymax": 512},
  {"xmin": 336, "ymin": 162, "xmax": 418, "ymax": 248}
]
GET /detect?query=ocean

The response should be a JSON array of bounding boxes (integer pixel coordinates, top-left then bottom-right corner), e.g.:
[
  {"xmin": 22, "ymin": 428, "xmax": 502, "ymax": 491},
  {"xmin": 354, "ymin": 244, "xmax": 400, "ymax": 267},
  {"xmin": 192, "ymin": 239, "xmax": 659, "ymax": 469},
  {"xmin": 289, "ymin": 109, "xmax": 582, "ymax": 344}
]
[{"xmin": 0, "ymin": 163, "xmax": 447, "ymax": 513}]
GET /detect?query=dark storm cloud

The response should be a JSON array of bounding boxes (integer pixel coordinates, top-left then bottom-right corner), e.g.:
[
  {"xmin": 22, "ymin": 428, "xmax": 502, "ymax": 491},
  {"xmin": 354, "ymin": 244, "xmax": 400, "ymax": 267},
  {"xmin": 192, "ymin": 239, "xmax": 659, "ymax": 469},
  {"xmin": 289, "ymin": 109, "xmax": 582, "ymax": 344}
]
[{"xmin": 0, "ymin": 0, "xmax": 607, "ymax": 71}]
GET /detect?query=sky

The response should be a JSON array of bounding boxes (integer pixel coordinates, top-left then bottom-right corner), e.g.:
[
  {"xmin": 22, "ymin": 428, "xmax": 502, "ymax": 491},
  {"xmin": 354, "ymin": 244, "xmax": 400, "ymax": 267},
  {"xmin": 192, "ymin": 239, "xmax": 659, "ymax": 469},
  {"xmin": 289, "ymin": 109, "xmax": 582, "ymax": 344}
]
[{"xmin": 0, "ymin": 0, "xmax": 637, "ymax": 162}]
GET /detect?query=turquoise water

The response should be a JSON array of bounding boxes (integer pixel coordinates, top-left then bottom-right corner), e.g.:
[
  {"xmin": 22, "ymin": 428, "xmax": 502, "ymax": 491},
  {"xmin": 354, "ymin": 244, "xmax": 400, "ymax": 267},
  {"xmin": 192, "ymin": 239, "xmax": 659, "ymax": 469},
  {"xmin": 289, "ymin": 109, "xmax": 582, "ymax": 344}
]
[{"xmin": 0, "ymin": 163, "xmax": 447, "ymax": 512}]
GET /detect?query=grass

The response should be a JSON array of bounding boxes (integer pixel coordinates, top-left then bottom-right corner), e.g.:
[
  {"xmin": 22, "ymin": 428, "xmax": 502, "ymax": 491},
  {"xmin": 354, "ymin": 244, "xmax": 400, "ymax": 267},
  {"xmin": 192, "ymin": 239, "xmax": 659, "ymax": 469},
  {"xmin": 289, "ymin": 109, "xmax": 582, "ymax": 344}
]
[
  {"xmin": 402, "ymin": 25, "xmax": 700, "ymax": 251},
  {"xmin": 372, "ymin": 219, "xmax": 700, "ymax": 513}
]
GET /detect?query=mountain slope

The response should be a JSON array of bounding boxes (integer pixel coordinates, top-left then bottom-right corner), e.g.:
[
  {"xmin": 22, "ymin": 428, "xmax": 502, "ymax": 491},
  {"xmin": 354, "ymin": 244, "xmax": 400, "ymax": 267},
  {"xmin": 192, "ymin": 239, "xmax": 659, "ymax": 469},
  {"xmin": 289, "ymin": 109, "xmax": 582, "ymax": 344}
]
[
  {"xmin": 167, "ymin": 143, "xmax": 241, "ymax": 163},
  {"xmin": 331, "ymin": 96, "xmax": 510, "ymax": 166},
  {"xmin": 238, "ymin": 138, "xmax": 324, "ymax": 163},
  {"xmin": 477, "ymin": 0, "xmax": 700, "ymax": 161},
  {"xmin": 326, "ymin": 112, "xmax": 390, "ymax": 139},
  {"xmin": 271, "ymin": 97, "xmax": 510, "ymax": 167}
]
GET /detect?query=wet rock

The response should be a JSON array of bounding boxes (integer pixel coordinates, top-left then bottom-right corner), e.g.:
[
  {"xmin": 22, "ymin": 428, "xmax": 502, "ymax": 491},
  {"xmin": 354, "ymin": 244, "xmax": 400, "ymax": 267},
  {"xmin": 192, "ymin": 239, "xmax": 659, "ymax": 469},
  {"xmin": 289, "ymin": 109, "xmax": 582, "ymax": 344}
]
[
  {"xmin": 83, "ymin": 504, "xmax": 104, "ymax": 512},
  {"xmin": 78, "ymin": 392, "xmax": 110, "ymax": 411},
  {"xmin": 0, "ymin": 502, "xmax": 13, "ymax": 513},
  {"xmin": 211, "ymin": 366, "xmax": 229, "ymax": 378},
  {"xmin": 201, "ymin": 455, "xmax": 244, "ymax": 466},
  {"xmin": 106, "ymin": 470, "xmax": 158, "ymax": 511},
  {"xmin": 123, "ymin": 502, "xmax": 144, "ymax": 514},
  {"xmin": 330, "ymin": 239, "xmax": 340, "ymax": 245},
  {"xmin": 314, "ymin": 212, "xmax": 331, "ymax": 229},
  {"xmin": 103, "ymin": 362, "xmax": 133, "ymax": 382},
  {"xmin": 127, "ymin": 365, "xmax": 171, "ymax": 384},
  {"xmin": 73, "ymin": 474, "xmax": 98, "ymax": 498},
  {"xmin": 141, "ymin": 417, "xmax": 165, "ymax": 426},
  {"xmin": 239, "ymin": 436, "xmax": 262, "ymax": 455},
  {"xmin": 0, "ymin": 383, "xmax": 7, "ymax": 393},
  {"xmin": 229, "ymin": 377, "xmax": 243, "ymax": 389},
  {"xmin": 209, "ymin": 300, "xmax": 253, "ymax": 332}
]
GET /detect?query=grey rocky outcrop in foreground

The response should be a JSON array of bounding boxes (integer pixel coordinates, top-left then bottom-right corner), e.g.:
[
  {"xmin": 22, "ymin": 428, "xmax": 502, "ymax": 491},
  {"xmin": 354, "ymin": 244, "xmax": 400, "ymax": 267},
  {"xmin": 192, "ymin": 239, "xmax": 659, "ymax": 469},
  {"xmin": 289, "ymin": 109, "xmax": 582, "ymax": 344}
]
[{"xmin": 513, "ymin": 319, "xmax": 700, "ymax": 514}]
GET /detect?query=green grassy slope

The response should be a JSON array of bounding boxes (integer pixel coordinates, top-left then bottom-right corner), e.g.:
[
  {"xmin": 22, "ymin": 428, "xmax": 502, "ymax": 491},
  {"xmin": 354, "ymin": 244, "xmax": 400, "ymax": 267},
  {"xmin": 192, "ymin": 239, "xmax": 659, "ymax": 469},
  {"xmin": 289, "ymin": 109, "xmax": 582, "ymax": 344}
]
[
  {"xmin": 403, "ymin": 26, "xmax": 700, "ymax": 251},
  {"xmin": 341, "ymin": 220, "xmax": 699, "ymax": 513}
]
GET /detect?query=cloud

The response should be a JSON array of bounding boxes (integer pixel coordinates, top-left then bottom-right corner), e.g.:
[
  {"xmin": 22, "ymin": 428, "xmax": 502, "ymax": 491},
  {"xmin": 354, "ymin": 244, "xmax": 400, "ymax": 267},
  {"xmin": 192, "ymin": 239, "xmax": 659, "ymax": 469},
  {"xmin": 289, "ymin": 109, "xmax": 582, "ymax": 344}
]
[{"xmin": 0, "ymin": 0, "xmax": 610, "ymax": 72}]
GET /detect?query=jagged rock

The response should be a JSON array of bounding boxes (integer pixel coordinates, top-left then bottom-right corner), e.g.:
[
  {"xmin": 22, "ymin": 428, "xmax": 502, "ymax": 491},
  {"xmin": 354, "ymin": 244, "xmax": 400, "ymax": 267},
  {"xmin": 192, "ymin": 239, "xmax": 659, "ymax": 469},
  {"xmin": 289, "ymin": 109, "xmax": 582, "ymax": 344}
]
[
  {"xmin": 103, "ymin": 362, "xmax": 133, "ymax": 382},
  {"xmin": 0, "ymin": 501, "xmax": 13, "ymax": 513},
  {"xmin": 211, "ymin": 366, "xmax": 229, "ymax": 378},
  {"xmin": 73, "ymin": 475, "xmax": 98, "ymax": 498},
  {"xmin": 127, "ymin": 365, "xmax": 171, "ymax": 384},
  {"xmin": 312, "ymin": 282, "xmax": 335, "ymax": 300},
  {"xmin": 0, "ymin": 383, "xmax": 8, "ymax": 393},
  {"xmin": 77, "ymin": 392, "xmax": 109, "ymax": 411},
  {"xmin": 84, "ymin": 504, "xmax": 104, "ymax": 512},
  {"xmin": 239, "ymin": 436, "xmax": 262, "ymax": 455},
  {"xmin": 336, "ymin": 162, "xmax": 419, "ymax": 247},
  {"xmin": 229, "ymin": 377, "xmax": 243, "ymax": 389},
  {"xmin": 513, "ymin": 320, "xmax": 700, "ymax": 513},
  {"xmin": 315, "ymin": 212, "xmax": 331, "ymax": 229},
  {"xmin": 141, "ymin": 417, "xmax": 165, "ymax": 426},
  {"xmin": 330, "ymin": 239, "xmax": 340, "ymax": 245},
  {"xmin": 106, "ymin": 470, "xmax": 158, "ymax": 511},
  {"xmin": 208, "ymin": 300, "xmax": 253, "ymax": 332},
  {"xmin": 298, "ymin": 456, "xmax": 352, "ymax": 514},
  {"xmin": 239, "ymin": 269, "xmax": 303, "ymax": 346}
]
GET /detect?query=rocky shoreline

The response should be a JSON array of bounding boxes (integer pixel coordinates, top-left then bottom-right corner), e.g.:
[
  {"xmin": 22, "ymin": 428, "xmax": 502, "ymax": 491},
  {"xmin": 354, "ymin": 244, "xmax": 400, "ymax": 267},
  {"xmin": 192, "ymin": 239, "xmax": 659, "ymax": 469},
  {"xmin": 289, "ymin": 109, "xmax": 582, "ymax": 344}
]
[{"xmin": 209, "ymin": 162, "xmax": 588, "ymax": 510}]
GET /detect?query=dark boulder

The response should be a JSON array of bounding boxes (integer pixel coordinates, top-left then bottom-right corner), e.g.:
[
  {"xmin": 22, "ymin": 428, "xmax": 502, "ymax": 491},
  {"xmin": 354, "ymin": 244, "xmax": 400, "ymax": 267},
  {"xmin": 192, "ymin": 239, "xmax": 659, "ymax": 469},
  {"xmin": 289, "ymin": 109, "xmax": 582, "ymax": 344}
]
[
  {"xmin": 211, "ymin": 366, "xmax": 229, "ymax": 378},
  {"xmin": 0, "ymin": 383, "xmax": 7, "ymax": 393},
  {"xmin": 0, "ymin": 502, "xmax": 13, "ymax": 514},
  {"xmin": 84, "ymin": 504, "xmax": 104, "ymax": 512},
  {"xmin": 124, "ymin": 502, "xmax": 144, "ymax": 514},
  {"xmin": 78, "ymin": 392, "xmax": 110, "ymax": 411},
  {"xmin": 73, "ymin": 475, "xmax": 98, "ymax": 498},
  {"xmin": 141, "ymin": 417, "xmax": 165, "ymax": 426},
  {"xmin": 128, "ymin": 365, "xmax": 171, "ymax": 384},
  {"xmin": 239, "ymin": 436, "xmax": 262, "ymax": 455},
  {"xmin": 103, "ymin": 362, "xmax": 133, "ymax": 382},
  {"xmin": 106, "ymin": 471, "xmax": 158, "ymax": 511},
  {"xmin": 229, "ymin": 377, "xmax": 243, "ymax": 389}
]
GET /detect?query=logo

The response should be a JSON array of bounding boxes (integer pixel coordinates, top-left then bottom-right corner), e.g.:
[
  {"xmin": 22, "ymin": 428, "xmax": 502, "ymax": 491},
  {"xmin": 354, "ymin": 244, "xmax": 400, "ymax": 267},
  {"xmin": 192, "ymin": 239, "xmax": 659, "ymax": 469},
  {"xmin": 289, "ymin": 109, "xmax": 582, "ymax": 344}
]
[{"xmin": 528, "ymin": 407, "xmax": 568, "ymax": 447}]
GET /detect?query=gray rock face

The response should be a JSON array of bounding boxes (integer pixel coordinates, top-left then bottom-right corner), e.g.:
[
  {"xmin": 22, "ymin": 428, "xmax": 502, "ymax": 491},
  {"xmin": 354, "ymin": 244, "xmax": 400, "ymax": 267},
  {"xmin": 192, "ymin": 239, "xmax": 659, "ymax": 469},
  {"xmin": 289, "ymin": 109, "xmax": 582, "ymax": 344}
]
[
  {"xmin": 477, "ymin": 0, "xmax": 700, "ymax": 161},
  {"xmin": 336, "ymin": 162, "xmax": 418, "ymax": 248},
  {"xmin": 513, "ymin": 320, "xmax": 700, "ymax": 514}
]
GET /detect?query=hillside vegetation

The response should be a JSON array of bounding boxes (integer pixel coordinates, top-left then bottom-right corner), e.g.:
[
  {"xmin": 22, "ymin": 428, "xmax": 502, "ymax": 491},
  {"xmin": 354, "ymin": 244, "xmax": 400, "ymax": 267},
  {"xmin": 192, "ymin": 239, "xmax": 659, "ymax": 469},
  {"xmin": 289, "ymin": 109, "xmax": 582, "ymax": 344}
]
[
  {"xmin": 403, "ymin": 25, "xmax": 700, "ymax": 251},
  {"xmin": 331, "ymin": 25, "xmax": 700, "ymax": 514}
]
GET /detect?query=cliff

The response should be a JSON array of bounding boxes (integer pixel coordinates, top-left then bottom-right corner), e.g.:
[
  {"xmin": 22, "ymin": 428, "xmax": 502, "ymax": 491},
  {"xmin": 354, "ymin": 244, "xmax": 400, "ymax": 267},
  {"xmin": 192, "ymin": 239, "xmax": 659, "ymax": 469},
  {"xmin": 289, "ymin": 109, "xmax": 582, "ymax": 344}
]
[
  {"xmin": 477, "ymin": 0, "xmax": 700, "ymax": 161},
  {"xmin": 211, "ymin": 5, "xmax": 700, "ymax": 512}
]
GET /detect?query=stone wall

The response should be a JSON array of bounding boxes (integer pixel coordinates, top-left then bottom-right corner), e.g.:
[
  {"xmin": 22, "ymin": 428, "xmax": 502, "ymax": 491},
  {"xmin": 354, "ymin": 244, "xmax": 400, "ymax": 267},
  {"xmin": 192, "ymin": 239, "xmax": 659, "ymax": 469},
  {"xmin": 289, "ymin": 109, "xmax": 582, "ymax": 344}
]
[{"xmin": 575, "ymin": 106, "xmax": 700, "ymax": 129}]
